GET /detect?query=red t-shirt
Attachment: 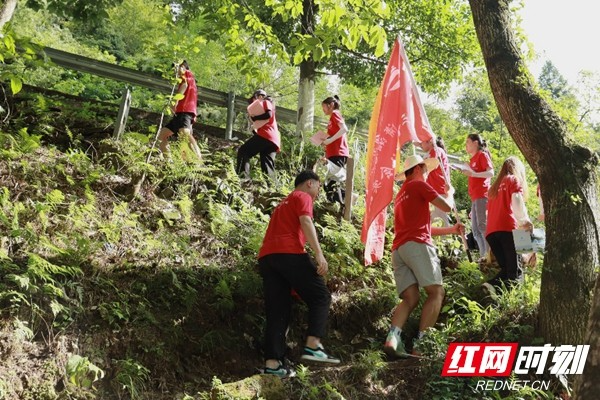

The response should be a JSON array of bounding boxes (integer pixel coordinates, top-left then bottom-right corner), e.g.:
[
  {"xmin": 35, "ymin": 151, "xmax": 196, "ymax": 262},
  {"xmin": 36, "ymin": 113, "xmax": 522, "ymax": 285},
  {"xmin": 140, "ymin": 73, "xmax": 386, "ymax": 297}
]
[
  {"xmin": 426, "ymin": 146, "xmax": 450, "ymax": 195},
  {"xmin": 486, "ymin": 175, "xmax": 522, "ymax": 235},
  {"xmin": 258, "ymin": 190, "xmax": 313, "ymax": 258},
  {"xmin": 256, "ymin": 99, "xmax": 281, "ymax": 152},
  {"xmin": 468, "ymin": 151, "xmax": 493, "ymax": 200},
  {"xmin": 325, "ymin": 110, "xmax": 349, "ymax": 159},
  {"xmin": 392, "ymin": 179, "xmax": 439, "ymax": 250},
  {"xmin": 175, "ymin": 70, "xmax": 198, "ymax": 115}
]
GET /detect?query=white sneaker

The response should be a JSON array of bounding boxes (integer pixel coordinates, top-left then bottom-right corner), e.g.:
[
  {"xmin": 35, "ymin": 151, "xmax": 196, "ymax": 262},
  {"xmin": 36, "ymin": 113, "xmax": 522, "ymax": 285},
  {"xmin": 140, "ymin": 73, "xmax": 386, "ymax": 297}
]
[{"xmin": 383, "ymin": 330, "xmax": 407, "ymax": 358}]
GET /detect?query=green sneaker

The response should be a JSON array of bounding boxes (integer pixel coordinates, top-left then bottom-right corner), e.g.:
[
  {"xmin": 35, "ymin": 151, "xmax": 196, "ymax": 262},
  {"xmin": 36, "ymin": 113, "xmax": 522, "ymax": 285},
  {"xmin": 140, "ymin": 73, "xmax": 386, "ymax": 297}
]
[
  {"xmin": 300, "ymin": 344, "xmax": 341, "ymax": 364},
  {"xmin": 383, "ymin": 329, "xmax": 407, "ymax": 358},
  {"xmin": 260, "ymin": 363, "xmax": 296, "ymax": 378}
]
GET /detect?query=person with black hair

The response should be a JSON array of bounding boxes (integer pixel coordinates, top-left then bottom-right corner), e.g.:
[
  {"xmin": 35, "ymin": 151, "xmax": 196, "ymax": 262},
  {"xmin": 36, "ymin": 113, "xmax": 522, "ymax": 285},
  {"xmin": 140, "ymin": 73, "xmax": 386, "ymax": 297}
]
[
  {"xmin": 462, "ymin": 133, "xmax": 494, "ymax": 260},
  {"xmin": 236, "ymin": 89, "xmax": 280, "ymax": 180},
  {"xmin": 158, "ymin": 61, "xmax": 202, "ymax": 160},
  {"xmin": 316, "ymin": 95, "xmax": 349, "ymax": 204},
  {"xmin": 258, "ymin": 170, "xmax": 340, "ymax": 378}
]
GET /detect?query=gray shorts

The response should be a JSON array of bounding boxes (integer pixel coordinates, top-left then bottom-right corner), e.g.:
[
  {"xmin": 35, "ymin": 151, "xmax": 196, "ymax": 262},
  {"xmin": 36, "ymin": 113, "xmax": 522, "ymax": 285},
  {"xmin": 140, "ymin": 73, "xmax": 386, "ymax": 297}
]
[{"xmin": 392, "ymin": 241, "xmax": 442, "ymax": 296}]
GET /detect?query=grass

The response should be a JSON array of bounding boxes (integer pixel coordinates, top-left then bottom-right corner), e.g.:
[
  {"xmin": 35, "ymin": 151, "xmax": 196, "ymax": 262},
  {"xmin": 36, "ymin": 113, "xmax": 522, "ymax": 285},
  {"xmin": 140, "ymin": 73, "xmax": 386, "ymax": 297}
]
[{"xmin": 0, "ymin": 91, "xmax": 559, "ymax": 399}]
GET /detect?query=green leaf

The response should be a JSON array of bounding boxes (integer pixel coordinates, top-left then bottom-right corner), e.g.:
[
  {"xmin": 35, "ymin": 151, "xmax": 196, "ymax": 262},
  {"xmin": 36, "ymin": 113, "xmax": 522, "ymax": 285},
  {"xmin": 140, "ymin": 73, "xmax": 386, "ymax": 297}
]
[
  {"xmin": 305, "ymin": 37, "xmax": 320, "ymax": 47},
  {"xmin": 10, "ymin": 78, "xmax": 22, "ymax": 95},
  {"xmin": 293, "ymin": 52, "xmax": 304, "ymax": 65},
  {"xmin": 313, "ymin": 46, "xmax": 323, "ymax": 61}
]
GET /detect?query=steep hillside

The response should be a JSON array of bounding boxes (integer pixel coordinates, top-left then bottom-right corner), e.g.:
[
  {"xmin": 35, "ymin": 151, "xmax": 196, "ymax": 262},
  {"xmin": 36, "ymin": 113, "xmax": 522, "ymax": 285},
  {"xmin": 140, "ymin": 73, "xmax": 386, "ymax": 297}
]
[{"xmin": 0, "ymin": 89, "xmax": 555, "ymax": 400}]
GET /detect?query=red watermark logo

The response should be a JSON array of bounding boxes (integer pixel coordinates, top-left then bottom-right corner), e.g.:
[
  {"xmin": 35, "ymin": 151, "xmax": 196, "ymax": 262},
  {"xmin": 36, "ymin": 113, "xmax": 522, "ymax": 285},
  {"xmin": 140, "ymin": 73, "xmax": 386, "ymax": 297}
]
[
  {"xmin": 442, "ymin": 343, "xmax": 518, "ymax": 377},
  {"xmin": 441, "ymin": 343, "xmax": 590, "ymax": 377}
]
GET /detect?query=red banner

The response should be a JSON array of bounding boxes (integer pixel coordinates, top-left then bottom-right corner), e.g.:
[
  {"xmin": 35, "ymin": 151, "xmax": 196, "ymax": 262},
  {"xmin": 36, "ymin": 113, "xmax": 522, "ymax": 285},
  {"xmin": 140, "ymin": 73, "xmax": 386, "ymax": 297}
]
[{"xmin": 361, "ymin": 37, "xmax": 434, "ymax": 265}]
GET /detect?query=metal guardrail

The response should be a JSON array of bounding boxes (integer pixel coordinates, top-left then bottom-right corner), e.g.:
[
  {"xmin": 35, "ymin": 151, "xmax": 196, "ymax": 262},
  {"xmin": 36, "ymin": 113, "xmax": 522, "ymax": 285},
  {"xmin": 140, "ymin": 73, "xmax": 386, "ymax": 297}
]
[{"xmin": 41, "ymin": 46, "xmax": 331, "ymax": 129}]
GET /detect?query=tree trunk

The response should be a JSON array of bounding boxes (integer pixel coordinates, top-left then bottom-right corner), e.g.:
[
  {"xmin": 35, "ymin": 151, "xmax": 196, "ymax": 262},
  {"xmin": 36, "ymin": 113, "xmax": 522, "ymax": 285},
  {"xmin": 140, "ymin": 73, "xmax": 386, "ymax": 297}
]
[
  {"xmin": 576, "ymin": 280, "xmax": 600, "ymax": 398},
  {"xmin": 468, "ymin": 0, "xmax": 599, "ymax": 350},
  {"xmin": 295, "ymin": 0, "xmax": 317, "ymax": 136},
  {"xmin": 0, "ymin": 0, "xmax": 17, "ymax": 30},
  {"xmin": 296, "ymin": 59, "xmax": 315, "ymax": 136}
]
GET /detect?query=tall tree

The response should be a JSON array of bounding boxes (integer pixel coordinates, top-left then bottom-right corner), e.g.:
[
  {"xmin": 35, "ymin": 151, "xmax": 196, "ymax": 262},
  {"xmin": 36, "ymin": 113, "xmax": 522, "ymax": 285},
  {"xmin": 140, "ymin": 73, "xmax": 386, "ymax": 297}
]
[{"xmin": 467, "ymin": 2, "xmax": 599, "ymax": 396}]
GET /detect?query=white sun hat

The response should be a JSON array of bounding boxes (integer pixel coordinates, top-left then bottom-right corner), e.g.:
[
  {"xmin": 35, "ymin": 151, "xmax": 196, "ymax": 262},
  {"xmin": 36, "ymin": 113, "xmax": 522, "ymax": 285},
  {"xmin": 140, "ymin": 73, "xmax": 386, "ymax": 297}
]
[{"xmin": 396, "ymin": 154, "xmax": 439, "ymax": 181}]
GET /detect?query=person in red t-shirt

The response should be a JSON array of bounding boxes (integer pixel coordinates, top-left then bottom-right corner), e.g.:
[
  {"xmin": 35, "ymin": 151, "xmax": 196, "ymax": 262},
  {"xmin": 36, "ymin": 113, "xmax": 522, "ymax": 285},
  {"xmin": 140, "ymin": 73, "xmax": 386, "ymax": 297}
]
[
  {"xmin": 315, "ymin": 96, "xmax": 350, "ymax": 204},
  {"xmin": 236, "ymin": 89, "xmax": 281, "ymax": 180},
  {"xmin": 420, "ymin": 136, "xmax": 453, "ymax": 226},
  {"xmin": 258, "ymin": 170, "xmax": 339, "ymax": 377},
  {"xmin": 461, "ymin": 133, "xmax": 494, "ymax": 260},
  {"xmin": 383, "ymin": 155, "xmax": 464, "ymax": 358},
  {"xmin": 158, "ymin": 61, "xmax": 202, "ymax": 160},
  {"xmin": 484, "ymin": 157, "xmax": 533, "ymax": 292}
]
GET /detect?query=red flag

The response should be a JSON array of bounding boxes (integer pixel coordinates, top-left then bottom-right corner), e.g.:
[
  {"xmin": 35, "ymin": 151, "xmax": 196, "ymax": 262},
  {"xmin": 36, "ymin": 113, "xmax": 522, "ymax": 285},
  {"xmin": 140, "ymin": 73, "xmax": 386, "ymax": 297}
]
[{"xmin": 361, "ymin": 37, "xmax": 434, "ymax": 265}]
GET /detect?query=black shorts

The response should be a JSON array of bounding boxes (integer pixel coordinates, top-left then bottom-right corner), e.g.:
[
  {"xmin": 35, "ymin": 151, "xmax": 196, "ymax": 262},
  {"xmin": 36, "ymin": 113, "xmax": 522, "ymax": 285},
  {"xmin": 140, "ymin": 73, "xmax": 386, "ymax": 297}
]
[{"xmin": 165, "ymin": 112, "xmax": 195, "ymax": 138}]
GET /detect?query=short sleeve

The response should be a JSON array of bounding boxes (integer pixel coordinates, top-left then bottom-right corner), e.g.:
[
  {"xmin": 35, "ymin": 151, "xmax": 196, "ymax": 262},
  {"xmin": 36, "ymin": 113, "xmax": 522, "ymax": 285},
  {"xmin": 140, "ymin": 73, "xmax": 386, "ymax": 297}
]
[
  {"xmin": 294, "ymin": 192, "xmax": 313, "ymax": 218},
  {"xmin": 417, "ymin": 181, "xmax": 439, "ymax": 202},
  {"xmin": 509, "ymin": 176, "xmax": 523, "ymax": 194},
  {"xmin": 481, "ymin": 152, "xmax": 493, "ymax": 170},
  {"xmin": 331, "ymin": 110, "xmax": 343, "ymax": 125},
  {"xmin": 263, "ymin": 99, "xmax": 273, "ymax": 112}
]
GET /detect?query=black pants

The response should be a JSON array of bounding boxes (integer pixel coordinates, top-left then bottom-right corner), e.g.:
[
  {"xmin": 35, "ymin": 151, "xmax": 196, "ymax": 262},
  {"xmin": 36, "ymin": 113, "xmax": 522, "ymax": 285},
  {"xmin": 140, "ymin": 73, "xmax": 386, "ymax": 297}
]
[
  {"xmin": 258, "ymin": 253, "xmax": 332, "ymax": 362},
  {"xmin": 236, "ymin": 134, "xmax": 277, "ymax": 179},
  {"xmin": 486, "ymin": 231, "xmax": 522, "ymax": 286},
  {"xmin": 325, "ymin": 156, "xmax": 347, "ymax": 204}
]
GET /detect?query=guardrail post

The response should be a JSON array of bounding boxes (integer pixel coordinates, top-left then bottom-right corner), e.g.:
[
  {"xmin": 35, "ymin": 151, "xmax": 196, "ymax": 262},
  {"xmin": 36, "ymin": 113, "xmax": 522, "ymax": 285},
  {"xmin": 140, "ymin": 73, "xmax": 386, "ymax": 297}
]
[
  {"xmin": 343, "ymin": 156, "xmax": 355, "ymax": 221},
  {"xmin": 225, "ymin": 91, "xmax": 235, "ymax": 140},
  {"xmin": 113, "ymin": 87, "xmax": 131, "ymax": 140}
]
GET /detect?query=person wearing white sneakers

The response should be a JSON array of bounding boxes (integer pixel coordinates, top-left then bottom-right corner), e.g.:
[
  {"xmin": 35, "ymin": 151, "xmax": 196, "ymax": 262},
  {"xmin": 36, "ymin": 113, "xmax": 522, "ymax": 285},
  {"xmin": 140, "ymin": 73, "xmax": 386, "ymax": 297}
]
[
  {"xmin": 315, "ymin": 96, "xmax": 349, "ymax": 203},
  {"xmin": 384, "ymin": 155, "xmax": 464, "ymax": 358},
  {"xmin": 258, "ymin": 171, "xmax": 340, "ymax": 378}
]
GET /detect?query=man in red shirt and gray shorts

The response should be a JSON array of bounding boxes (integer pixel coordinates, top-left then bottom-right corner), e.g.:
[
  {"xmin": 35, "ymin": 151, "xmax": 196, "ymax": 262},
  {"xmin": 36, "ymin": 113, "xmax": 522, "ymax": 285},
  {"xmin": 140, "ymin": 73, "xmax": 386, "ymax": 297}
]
[{"xmin": 384, "ymin": 155, "xmax": 464, "ymax": 358}]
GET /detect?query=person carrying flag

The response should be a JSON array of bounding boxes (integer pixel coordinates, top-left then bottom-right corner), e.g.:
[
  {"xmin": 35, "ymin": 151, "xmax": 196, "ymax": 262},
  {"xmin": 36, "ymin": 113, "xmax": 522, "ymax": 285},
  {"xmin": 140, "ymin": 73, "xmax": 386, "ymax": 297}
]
[{"xmin": 384, "ymin": 155, "xmax": 464, "ymax": 358}]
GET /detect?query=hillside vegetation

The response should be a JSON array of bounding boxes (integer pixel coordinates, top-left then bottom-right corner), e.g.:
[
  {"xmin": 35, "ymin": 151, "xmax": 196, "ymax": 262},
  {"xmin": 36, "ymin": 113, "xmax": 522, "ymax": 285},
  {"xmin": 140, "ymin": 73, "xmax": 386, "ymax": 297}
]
[{"xmin": 0, "ymin": 88, "xmax": 561, "ymax": 400}]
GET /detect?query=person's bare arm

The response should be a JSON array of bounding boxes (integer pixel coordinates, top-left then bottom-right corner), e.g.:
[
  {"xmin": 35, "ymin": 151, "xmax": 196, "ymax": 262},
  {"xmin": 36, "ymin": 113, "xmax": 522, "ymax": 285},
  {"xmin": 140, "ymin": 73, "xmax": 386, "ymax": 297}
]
[
  {"xmin": 322, "ymin": 123, "xmax": 348, "ymax": 146},
  {"xmin": 462, "ymin": 168, "xmax": 494, "ymax": 178},
  {"xmin": 300, "ymin": 215, "xmax": 328, "ymax": 275},
  {"xmin": 177, "ymin": 80, "xmax": 188, "ymax": 95},
  {"xmin": 432, "ymin": 223, "xmax": 465, "ymax": 237},
  {"xmin": 431, "ymin": 195, "xmax": 452, "ymax": 213}
]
